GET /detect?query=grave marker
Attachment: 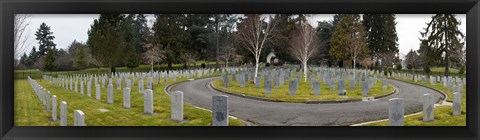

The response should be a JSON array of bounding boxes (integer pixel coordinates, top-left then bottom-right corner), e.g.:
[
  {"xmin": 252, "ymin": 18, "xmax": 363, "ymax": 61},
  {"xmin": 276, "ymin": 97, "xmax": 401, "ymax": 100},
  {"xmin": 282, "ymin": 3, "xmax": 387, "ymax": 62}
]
[
  {"xmin": 171, "ymin": 91, "xmax": 184, "ymax": 121},
  {"xmin": 389, "ymin": 98, "xmax": 404, "ymax": 126},
  {"xmin": 60, "ymin": 101, "xmax": 67, "ymax": 126},
  {"xmin": 212, "ymin": 95, "xmax": 228, "ymax": 126},
  {"xmin": 51, "ymin": 95, "xmax": 57, "ymax": 121},
  {"xmin": 423, "ymin": 93, "xmax": 435, "ymax": 122},
  {"xmin": 74, "ymin": 110, "xmax": 85, "ymax": 126},
  {"xmin": 144, "ymin": 89, "xmax": 154, "ymax": 115},
  {"xmin": 123, "ymin": 87, "xmax": 131, "ymax": 109},
  {"xmin": 453, "ymin": 92, "xmax": 462, "ymax": 116},
  {"xmin": 108, "ymin": 84, "xmax": 113, "ymax": 104},
  {"xmin": 264, "ymin": 79, "xmax": 272, "ymax": 94},
  {"xmin": 289, "ymin": 79, "xmax": 298, "ymax": 95}
]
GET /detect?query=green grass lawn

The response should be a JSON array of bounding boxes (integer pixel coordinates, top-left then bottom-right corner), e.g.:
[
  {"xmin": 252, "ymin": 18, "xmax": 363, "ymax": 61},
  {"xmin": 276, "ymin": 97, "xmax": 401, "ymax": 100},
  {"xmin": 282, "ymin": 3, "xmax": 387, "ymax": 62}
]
[
  {"xmin": 362, "ymin": 105, "xmax": 466, "ymax": 126},
  {"xmin": 15, "ymin": 73, "xmax": 245, "ymax": 126},
  {"xmin": 392, "ymin": 67, "xmax": 464, "ymax": 78},
  {"xmin": 430, "ymin": 67, "xmax": 460, "ymax": 73},
  {"xmin": 213, "ymin": 71, "xmax": 394, "ymax": 103},
  {"xmin": 360, "ymin": 76, "xmax": 466, "ymax": 126},
  {"xmin": 14, "ymin": 61, "xmax": 225, "ymax": 80}
]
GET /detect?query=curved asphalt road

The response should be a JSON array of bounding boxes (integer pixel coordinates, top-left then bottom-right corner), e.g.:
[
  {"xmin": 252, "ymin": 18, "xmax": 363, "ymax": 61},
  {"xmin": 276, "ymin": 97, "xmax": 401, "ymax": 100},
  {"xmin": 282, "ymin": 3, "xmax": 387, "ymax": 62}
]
[{"xmin": 169, "ymin": 77, "xmax": 442, "ymax": 126}]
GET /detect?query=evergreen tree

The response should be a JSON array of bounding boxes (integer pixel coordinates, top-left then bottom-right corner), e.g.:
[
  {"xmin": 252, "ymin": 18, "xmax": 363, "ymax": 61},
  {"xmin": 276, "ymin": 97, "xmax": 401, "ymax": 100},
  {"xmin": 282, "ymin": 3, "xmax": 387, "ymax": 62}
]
[
  {"xmin": 35, "ymin": 22, "xmax": 56, "ymax": 56},
  {"xmin": 418, "ymin": 39, "xmax": 435, "ymax": 75},
  {"xmin": 316, "ymin": 20, "xmax": 335, "ymax": 67},
  {"xmin": 420, "ymin": 14, "xmax": 465, "ymax": 76},
  {"xmin": 126, "ymin": 44, "xmax": 140, "ymax": 72},
  {"xmin": 27, "ymin": 46, "xmax": 39, "ymax": 68},
  {"xmin": 132, "ymin": 14, "xmax": 150, "ymax": 53},
  {"xmin": 44, "ymin": 47, "xmax": 57, "ymax": 71},
  {"xmin": 87, "ymin": 14, "xmax": 125, "ymax": 76},
  {"xmin": 74, "ymin": 46, "xmax": 88, "ymax": 69},
  {"xmin": 122, "ymin": 14, "xmax": 141, "ymax": 70},
  {"xmin": 270, "ymin": 14, "xmax": 298, "ymax": 64},
  {"xmin": 186, "ymin": 14, "xmax": 212, "ymax": 66},
  {"xmin": 20, "ymin": 53, "xmax": 28, "ymax": 66},
  {"xmin": 153, "ymin": 14, "xmax": 190, "ymax": 70},
  {"xmin": 330, "ymin": 14, "xmax": 368, "ymax": 69},
  {"xmin": 362, "ymin": 14, "xmax": 399, "ymax": 68}
]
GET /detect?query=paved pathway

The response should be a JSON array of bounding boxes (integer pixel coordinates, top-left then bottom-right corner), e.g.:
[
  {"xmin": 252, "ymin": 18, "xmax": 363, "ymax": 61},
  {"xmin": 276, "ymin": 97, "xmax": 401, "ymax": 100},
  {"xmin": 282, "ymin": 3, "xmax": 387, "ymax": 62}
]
[{"xmin": 169, "ymin": 77, "xmax": 442, "ymax": 126}]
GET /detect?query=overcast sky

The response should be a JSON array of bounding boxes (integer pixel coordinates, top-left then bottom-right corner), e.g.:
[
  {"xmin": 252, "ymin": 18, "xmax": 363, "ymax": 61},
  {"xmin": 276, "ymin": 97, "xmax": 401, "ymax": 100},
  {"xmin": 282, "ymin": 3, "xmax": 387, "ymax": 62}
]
[{"xmin": 20, "ymin": 14, "xmax": 466, "ymax": 59}]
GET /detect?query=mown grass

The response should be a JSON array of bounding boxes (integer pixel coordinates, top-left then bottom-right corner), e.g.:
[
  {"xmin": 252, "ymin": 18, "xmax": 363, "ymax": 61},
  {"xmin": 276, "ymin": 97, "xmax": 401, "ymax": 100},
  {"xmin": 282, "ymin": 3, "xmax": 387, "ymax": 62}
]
[
  {"xmin": 363, "ymin": 105, "xmax": 466, "ymax": 126},
  {"xmin": 360, "ymin": 76, "xmax": 466, "ymax": 126},
  {"xmin": 15, "ymin": 73, "xmax": 245, "ymax": 126},
  {"xmin": 213, "ymin": 71, "xmax": 394, "ymax": 103},
  {"xmin": 14, "ymin": 62, "xmax": 227, "ymax": 80},
  {"xmin": 430, "ymin": 67, "xmax": 460, "ymax": 73},
  {"xmin": 391, "ymin": 67, "xmax": 464, "ymax": 78}
]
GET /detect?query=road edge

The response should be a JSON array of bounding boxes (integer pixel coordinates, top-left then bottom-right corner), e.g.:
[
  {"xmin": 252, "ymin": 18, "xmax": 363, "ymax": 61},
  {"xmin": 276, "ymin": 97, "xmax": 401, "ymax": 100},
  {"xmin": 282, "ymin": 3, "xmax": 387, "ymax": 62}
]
[{"xmin": 164, "ymin": 76, "xmax": 257, "ymax": 126}]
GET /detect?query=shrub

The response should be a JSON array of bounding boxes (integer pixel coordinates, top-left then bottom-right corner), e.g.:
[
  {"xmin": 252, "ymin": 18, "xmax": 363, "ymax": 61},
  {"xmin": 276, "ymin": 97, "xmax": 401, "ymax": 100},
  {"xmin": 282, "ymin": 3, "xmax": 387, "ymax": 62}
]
[
  {"xmin": 424, "ymin": 66, "xmax": 431, "ymax": 75},
  {"xmin": 395, "ymin": 63, "xmax": 402, "ymax": 71},
  {"xmin": 458, "ymin": 65, "xmax": 465, "ymax": 74}
]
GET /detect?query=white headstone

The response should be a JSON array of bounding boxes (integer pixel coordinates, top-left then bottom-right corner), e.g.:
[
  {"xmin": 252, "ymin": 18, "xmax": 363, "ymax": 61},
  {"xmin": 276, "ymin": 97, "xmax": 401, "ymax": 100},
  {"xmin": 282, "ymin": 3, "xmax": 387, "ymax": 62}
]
[
  {"xmin": 171, "ymin": 91, "xmax": 184, "ymax": 121},
  {"xmin": 96, "ymin": 84, "xmax": 101, "ymax": 100},
  {"xmin": 423, "ymin": 93, "xmax": 435, "ymax": 122},
  {"xmin": 87, "ymin": 81, "xmax": 92, "ymax": 97},
  {"xmin": 46, "ymin": 91, "xmax": 51, "ymax": 112},
  {"xmin": 51, "ymin": 95, "xmax": 57, "ymax": 121},
  {"xmin": 80, "ymin": 80, "xmax": 84, "ymax": 94},
  {"xmin": 453, "ymin": 92, "xmax": 462, "ymax": 116},
  {"xmin": 74, "ymin": 110, "xmax": 85, "ymax": 126},
  {"xmin": 108, "ymin": 84, "xmax": 114, "ymax": 104},
  {"xmin": 389, "ymin": 98, "xmax": 404, "ymax": 126},
  {"xmin": 60, "ymin": 101, "xmax": 67, "ymax": 126},
  {"xmin": 123, "ymin": 87, "xmax": 131, "ymax": 109},
  {"xmin": 138, "ymin": 79, "xmax": 144, "ymax": 94},
  {"xmin": 144, "ymin": 89, "xmax": 154, "ymax": 115}
]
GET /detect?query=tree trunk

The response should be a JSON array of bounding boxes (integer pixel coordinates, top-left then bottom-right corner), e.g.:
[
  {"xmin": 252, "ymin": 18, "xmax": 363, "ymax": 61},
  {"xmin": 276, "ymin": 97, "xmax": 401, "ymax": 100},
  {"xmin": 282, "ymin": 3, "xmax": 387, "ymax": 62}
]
[
  {"xmin": 445, "ymin": 50, "xmax": 450, "ymax": 77},
  {"xmin": 444, "ymin": 15, "xmax": 450, "ymax": 77},
  {"xmin": 303, "ymin": 60, "xmax": 307, "ymax": 82},
  {"xmin": 168, "ymin": 62, "xmax": 172, "ymax": 71},
  {"xmin": 353, "ymin": 59, "xmax": 356, "ymax": 81},
  {"xmin": 215, "ymin": 19, "xmax": 220, "ymax": 69},
  {"xmin": 226, "ymin": 59, "xmax": 229, "ymax": 69},
  {"xmin": 108, "ymin": 65, "xmax": 112, "ymax": 78},
  {"xmin": 151, "ymin": 62, "xmax": 154, "ymax": 72},
  {"xmin": 412, "ymin": 66, "xmax": 415, "ymax": 81},
  {"xmin": 254, "ymin": 58, "xmax": 259, "ymax": 84}
]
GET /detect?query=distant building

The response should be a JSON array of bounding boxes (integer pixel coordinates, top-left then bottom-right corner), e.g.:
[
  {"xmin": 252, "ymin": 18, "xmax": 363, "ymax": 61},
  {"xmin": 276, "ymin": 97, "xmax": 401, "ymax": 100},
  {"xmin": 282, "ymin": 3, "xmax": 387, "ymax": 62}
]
[{"xmin": 266, "ymin": 52, "xmax": 276, "ymax": 64}]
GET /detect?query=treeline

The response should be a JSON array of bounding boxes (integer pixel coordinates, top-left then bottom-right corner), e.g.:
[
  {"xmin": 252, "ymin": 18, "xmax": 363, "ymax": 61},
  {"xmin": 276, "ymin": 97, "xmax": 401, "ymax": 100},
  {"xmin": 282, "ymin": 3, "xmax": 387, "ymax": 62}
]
[{"xmin": 16, "ymin": 14, "xmax": 465, "ymax": 77}]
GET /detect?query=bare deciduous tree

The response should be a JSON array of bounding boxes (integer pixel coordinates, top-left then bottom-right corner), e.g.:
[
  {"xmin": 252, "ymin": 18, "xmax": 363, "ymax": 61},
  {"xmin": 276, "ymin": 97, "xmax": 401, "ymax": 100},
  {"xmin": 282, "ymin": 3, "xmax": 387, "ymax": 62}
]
[
  {"xmin": 236, "ymin": 14, "xmax": 277, "ymax": 83},
  {"xmin": 360, "ymin": 57, "xmax": 374, "ymax": 68},
  {"xmin": 289, "ymin": 22, "xmax": 320, "ymax": 82},
  {"xmin": 179, "ymin": 52, "xmax": 199, "ymax": 68},
  {"xmin": 404, "ymin": 49, "xmax": 422, "ymax": 79},
  {"xmin": 346, "ymin": 24, "xmax": 368, "ymax": 80},
  {"xmin": 378, "ymin": 52, "xmax": 397, "ymax": 69},
  {"xmin": 219, "ymin": 44, "xmax": 242, "ymax": 69},
  {"xmin": 33, "ymin": 56, "xmax": 45, "ymax": 70},
  {"xmin": 142, "ymin": 43, "xmax": 166, "ymax": 72},
  {"xmin": 14, "ymin": 14, "xmax": 32, "ymax": 59}
]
